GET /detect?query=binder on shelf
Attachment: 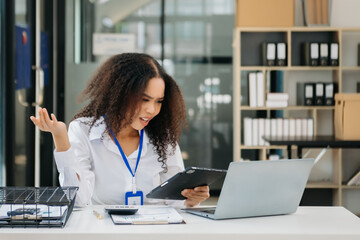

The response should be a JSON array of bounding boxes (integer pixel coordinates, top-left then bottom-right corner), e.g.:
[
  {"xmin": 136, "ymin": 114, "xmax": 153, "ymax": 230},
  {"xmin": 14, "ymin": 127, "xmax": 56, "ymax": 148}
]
[
  {"xmin": 295, "ymin": 119, "xmax": 302, "ymax": 137},
  {"xmin": 346, "ymin": 167, "xmax": 360, "ymax": 186},
  {"xmin": 276, "ymin": 118, "xmax": 283, "ymax": 137},
  {"xmin": 270, "ymin": 71, "xmax": 284, "ymax": 92},
  {"xmin": 319, "ymin": 43, "xmax": 329, "ymax": 66},
  {"xmin": 330, "ymin": 43, "xmax": 339, "ymax": 66},
  {"xmin": 301, "ymin": 118, "xmax": 308, "ymax": 136},
  {"xmin": 270, "ymin": 118, "xmax": 277, "ymax": 138},
  {"xmin": 264, "ymin": 119, "xmax": 271, "ymax": 146},
  {"xmin": 315, "ymin": 82, "xmax": 324, "ymax": 105},
  {"xmin": 302, "ymin": 42, "xmax": 319, "ymax": 66},
  {"xmin": 297, "ymin": 82, "xmax": 315, "ymax": 106},
  {"xmin": 262, "ymin": 42, "xmax": 276, "ymax": 66},
  {"xmin": 307, "ymin": 118, "xmax": 314, "ymax": 137},
  {"xmin": 283, "ymin": 119, "xmax": 289, "ymax": 138},
  {"xmin": 243, "ymin": 118, "xmax": 253, "ymax": 146},
  {"xmin": 324, "ymin": 83, "xmax": 337, "ymax": 105},
  {"xmin": 276, "ymin": 42, "xmax": 287, "ymax": 66},
  {"xmin": 358, "ymin": 44, "xmax": 360, "ymax": 66},
  {"xmin": 256, "ymin": 72, "xmax": 264, "ymax": 107},
  {"xmin": 248, "ymin": 72, "xmax": 257, "ymax": 107},
  {"xmin": 289, "ymin": 118, "xmax": 296, "ymax": 137},
  {"xmin": 357, "ymin": 81, "xmax": 360, "ymax": 93},
  {"xmin": 258, "ymin": 118, "xmax": 265, "ymax": 146},
  {"xmin": 252, "ymin": 118, "xmax": 259, "ymax": 146}
]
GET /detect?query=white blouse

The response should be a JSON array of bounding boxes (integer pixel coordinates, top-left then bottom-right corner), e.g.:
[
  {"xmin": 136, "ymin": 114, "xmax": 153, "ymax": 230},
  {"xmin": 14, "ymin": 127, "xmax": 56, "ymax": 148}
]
[{"xmin": 54, "ymin": 117, "xmax": 185, "ymax": 207}]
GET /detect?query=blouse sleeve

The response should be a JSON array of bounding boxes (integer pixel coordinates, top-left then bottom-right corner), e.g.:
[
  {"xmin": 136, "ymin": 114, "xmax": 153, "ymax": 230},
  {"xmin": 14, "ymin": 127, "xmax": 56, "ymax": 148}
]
[{"xmin": 53, "ymin": 121, "xmax": 95, "ymax": 207}]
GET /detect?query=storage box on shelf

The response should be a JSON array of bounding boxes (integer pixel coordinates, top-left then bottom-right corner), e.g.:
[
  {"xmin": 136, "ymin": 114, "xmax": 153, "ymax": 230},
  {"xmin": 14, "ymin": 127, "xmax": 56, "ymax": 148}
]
[{"xmin": 233, "ymin": 27, "xmax": 360, "ymax": 215}]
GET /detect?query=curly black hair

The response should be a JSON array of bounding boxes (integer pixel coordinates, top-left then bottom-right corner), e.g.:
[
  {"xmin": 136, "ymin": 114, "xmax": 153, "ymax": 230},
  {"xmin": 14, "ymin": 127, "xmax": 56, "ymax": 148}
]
[{"xmin": 72, "ymin": 53, "xmax": 187, "ymax": 171}]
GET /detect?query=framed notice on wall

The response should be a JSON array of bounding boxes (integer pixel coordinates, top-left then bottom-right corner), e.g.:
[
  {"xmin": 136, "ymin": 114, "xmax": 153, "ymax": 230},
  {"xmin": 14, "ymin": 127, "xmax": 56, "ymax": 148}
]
[{"xmin": 92, "ymin": 33, "xmax": 135, "ymax": 56}]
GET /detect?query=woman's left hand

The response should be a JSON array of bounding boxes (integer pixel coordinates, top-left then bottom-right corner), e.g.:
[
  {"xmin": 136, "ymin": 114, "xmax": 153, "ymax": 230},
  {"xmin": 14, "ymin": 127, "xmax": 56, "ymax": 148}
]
[{"xmin": 182, "ymin": 186, "xmax": 210, "ymax": 207}]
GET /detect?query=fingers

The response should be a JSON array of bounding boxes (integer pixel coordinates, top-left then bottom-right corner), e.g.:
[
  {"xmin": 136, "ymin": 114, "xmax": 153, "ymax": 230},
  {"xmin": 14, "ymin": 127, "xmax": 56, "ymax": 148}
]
[
  {"xmin": 182, "ymin": 186, "xmax": 210, "ymax": 207},
  {"xmin": 30, "ymin": 115, "xmax": 42, "ymax": 128},
  {"xmin": 29, "ymin": 107, "xmax": 55, "ymax": 132},
  {"xmin": 51, "ymin": 113, "xmax": 58, "ymax": 123},
  {"xmin": 42, "ymin": 108, "xmax": 55, "ymax": 129},
  {"xmin": 39, "ymin": 107, "xmax": 50, "ymax": 129}
]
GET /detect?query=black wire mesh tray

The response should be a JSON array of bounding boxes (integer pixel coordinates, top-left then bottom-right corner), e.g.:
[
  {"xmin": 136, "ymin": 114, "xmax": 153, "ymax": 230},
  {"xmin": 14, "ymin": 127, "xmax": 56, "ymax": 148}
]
[{"xmin": 0, "ymin": 186, "xmax": 78, "ymax": 228}]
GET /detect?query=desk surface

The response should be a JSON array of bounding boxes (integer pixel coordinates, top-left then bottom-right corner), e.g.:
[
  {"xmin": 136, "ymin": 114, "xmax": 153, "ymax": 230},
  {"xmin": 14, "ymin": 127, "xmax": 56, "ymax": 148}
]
[{"xmin": 1, "ymin": 206, "xmax": 360, "ymax": 240}]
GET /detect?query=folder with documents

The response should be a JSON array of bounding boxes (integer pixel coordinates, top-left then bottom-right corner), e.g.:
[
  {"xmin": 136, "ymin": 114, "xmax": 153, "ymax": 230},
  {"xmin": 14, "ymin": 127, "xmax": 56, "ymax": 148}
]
[
  {"xmin": 276, "ymin": 43, "xmax": 287, "ymax": 66},
  {"xmin": 315, "ymin": 82, "xmax": 324, "ymax": 105},
  {"xmin": 330, "ymin": 43, "xmax": 339, "ymax": 66},
  {"xmin": 262, "ymin": 42, "xmax": 276, "ymax": 66},
  {"xmin": 109, "ymin": 206, "xmax": 185, "ymax": 225},
  {"xmin": 297, "ymin": 82, "xmax": 314, "ymax": 106},
  {"xmin": 320, "ymin": 43, "xmax": 329, "ymax": 66},
  {"xmin": 302, "ymin": 42, "xmax": 319, "ymax": 66},
  {"xmin": 324, "ymin": 83, "xmax": 337, "ymax": 105}
]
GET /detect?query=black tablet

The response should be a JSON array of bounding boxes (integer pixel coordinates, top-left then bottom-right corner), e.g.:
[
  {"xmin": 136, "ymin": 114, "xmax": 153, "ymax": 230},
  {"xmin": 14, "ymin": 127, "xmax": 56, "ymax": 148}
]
[{"xmin": 146, "ymin": 167, "xmax": 227, "ymax": 200}]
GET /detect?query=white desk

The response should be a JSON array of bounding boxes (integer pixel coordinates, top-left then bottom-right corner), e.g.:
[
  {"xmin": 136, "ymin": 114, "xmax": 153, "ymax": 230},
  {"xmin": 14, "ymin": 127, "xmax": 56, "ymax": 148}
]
[{"xmin": 1, "ymin": 206, "xmax": 360, "ymax": 240}]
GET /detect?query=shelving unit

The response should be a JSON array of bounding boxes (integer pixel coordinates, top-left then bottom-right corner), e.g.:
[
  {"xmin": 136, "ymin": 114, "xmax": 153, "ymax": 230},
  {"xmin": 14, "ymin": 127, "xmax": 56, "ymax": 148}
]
[{"xmin": 233, "ymin": 27, "xmax": 360, "ymax": 215}]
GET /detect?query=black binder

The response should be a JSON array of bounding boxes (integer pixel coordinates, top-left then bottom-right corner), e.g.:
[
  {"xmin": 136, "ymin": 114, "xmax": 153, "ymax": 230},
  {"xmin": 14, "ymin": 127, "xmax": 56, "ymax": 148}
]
[
  {"xmin": 315, "ymin": 82, "xmax": 324, "ymax": 105},
  {"xmin": 320, "ymin": 43, "xmax": 329, "ymax": 66},
  {"xmin": 330, "ymin": 43, "xmax": 339, "ymax": 66},
  {"xmin": 276, "ymin": 42, "xmax": 287, "ymax": 66},
  {"xmin": 358, "ymin": 44, "xmax": 360, "ymax": 66},
  {"xmin": 304, "ymin": 83, "xmax": 315, "ymax": 105},
  {"xmin": 302, "ymin": 42, "xmax": 319, "ymax": 66},
  {"xmin": 357, "ymin": 81, "xmax": 360, "ymax": 93},
  {"xmin": 262, "ymin": 42, "xmax": 276, "ymax": 66},
  {"xmin": 324, "ymin": 83, "xmax": 337, "ymax": 105},
  {"xmin": 297, "ymin": 82, "xmax": 315, "ymax": 106}
]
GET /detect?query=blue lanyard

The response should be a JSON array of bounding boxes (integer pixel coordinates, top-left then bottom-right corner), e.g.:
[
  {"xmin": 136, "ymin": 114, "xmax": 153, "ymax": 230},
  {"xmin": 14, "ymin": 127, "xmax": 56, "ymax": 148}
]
[
  {"xmin": 109, "ymin": 127, "xmax": 144, "ymax": 178},
  {"xmin": 104, "ymin": 115, "xmax": 144, "ymax": 179}
]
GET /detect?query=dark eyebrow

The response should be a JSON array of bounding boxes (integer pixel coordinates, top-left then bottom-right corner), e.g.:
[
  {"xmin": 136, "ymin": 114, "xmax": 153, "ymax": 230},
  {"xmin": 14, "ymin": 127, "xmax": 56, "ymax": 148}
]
[{"xmin": 143, "ymin": 93, "xmax": 164, "ymax": 100}]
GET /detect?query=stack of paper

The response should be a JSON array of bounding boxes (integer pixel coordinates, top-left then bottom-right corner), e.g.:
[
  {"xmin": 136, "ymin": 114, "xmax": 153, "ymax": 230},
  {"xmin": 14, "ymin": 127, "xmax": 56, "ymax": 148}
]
[{"xmin": 110, "ymin": 206, "xmax": 184, "ymax": 225}]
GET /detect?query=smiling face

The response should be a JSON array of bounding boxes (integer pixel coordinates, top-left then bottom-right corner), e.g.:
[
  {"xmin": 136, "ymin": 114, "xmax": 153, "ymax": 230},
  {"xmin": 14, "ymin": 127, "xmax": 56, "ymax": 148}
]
[{"xmin": 130, "ymin": 77, "xmax": 165, "ymax": 131}]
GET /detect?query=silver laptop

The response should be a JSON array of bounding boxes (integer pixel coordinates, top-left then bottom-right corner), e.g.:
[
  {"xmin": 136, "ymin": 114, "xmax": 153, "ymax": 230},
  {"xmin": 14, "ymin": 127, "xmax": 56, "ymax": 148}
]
[{"xmin": 183, "ymin": 158, "xmax": 314, "ymax": 220}]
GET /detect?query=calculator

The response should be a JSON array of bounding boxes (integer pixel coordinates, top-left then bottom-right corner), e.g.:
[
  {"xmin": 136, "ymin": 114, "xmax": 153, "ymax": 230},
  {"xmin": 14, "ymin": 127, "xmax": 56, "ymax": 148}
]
[{"xmin": 104, "ymin": 205, "xmax": 139, "ymax": 215}]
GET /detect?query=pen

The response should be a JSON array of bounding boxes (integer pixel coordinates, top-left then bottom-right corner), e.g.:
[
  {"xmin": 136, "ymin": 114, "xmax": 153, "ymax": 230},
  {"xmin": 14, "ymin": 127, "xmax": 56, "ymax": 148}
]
[{"xmin": 93, "ymin": 210, "xmax": 103, "ymax": 220}]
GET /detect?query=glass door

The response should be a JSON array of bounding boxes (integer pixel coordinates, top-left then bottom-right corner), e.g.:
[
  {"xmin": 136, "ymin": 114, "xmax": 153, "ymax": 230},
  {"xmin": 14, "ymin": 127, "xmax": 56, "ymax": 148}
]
[
  {"xmin": 1, "ymin": 0, "xmax": 59, "ymax": 186},
  {"xmin": 64, "ymin": 0, "xmax": 234, "ymax": 193}
]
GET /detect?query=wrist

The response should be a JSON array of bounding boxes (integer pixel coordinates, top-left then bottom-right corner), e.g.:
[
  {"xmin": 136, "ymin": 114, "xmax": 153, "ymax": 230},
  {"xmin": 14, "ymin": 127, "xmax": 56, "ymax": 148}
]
[{"xmin": 52, "ymin": 132, "xmax": 70, "ymax": 152}]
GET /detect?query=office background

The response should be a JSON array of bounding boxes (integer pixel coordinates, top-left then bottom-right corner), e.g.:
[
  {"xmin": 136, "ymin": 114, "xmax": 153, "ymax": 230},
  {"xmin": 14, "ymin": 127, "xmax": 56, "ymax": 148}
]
[{"xmin": 0, "ymin": 0, "xmax": 359, "ymax": 211}]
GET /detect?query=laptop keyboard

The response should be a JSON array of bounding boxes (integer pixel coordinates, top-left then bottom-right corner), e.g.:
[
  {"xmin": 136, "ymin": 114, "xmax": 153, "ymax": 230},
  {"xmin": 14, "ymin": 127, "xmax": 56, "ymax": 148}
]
[{"xmin": 202, "ymin": 209, "xmax": 215, "ymax": 214}]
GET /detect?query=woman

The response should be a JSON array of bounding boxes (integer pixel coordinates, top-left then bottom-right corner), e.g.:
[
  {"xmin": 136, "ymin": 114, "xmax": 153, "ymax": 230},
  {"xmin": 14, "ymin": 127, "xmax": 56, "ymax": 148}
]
[{"xmin": 30, "ymin": 53, "xmax": 209, "ymax": 207}]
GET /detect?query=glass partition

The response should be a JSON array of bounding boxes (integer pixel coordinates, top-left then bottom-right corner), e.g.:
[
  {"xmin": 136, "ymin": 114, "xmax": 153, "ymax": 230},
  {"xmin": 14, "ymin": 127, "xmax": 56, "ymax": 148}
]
[{"xmin": 66, "ymin": 0, "xmax": 234, "ymax": 190}]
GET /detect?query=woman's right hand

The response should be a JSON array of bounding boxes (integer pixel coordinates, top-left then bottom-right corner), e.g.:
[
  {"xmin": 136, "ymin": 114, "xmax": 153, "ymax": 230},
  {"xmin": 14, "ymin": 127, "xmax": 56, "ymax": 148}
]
[{"xmin": 30, "ymin": 107, "xmax": 70, "ymax": 151}]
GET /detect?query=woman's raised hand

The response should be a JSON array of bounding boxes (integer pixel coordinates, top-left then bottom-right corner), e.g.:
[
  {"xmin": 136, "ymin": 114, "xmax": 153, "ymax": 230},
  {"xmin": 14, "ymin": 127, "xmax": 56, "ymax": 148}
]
[
  {"xmin": 30, "ymin": 107, "xmax": 66, "ymax": 135},
  {"xmin": 30, "ymin": 107, "xmax": 70, "ymax": 151}
]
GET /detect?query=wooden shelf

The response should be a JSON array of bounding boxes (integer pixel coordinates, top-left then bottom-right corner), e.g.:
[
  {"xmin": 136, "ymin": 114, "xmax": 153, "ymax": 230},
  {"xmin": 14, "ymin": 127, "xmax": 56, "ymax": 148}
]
[
  {"xmin": 342, "ymin": 185, "xmax": 360, "ymax": 189},
  {"xmin": 307, "ymin": 181, "xmax": 339, "ymax": 189},
  {"xmin": 240, "ymin": 145, "xmax": 293, "ymax": 150},
  {"xmin": 233, "ymin": 26, "xmax": 360, "ymax": 215},
  {"xmin": 341, "ymin": 66, "xmax": 360, "ymax": 71},
  {"xmin": 235, "ymin": 27, "xmax": 360, "ymax": 32},
  {"xmin": 240, "ymin": 106, "xmax": 335, "ymax": 110},
  {"xmin": 239, "ymin": 66, "xmax": 339, "ymax": 71}
]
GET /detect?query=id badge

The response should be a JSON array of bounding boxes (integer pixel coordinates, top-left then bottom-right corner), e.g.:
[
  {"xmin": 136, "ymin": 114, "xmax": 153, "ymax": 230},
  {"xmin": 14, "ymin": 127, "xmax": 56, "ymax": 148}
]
[{"xmin": 125, "ymin": 191, "xmax": 143, "ymax": 205}]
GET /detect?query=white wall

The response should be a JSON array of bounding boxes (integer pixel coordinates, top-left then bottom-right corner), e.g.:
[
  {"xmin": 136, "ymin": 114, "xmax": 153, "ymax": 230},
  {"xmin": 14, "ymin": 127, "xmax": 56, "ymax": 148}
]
[
  {"xmin": 331, "ymin": 0, "xmax": 360, "ymax": 27},
  {"xmin": 294, "ymin": 0, "xmax": 360, "ymax": 27}
]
